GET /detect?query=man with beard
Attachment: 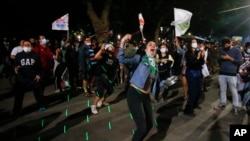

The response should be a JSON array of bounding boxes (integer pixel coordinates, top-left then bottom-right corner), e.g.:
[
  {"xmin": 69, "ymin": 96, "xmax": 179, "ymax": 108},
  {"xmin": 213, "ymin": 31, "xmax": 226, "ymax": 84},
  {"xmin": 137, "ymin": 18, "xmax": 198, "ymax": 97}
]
[{"xmin": 215, "ymin": 37, "xmax": 242, "ymax": 115}]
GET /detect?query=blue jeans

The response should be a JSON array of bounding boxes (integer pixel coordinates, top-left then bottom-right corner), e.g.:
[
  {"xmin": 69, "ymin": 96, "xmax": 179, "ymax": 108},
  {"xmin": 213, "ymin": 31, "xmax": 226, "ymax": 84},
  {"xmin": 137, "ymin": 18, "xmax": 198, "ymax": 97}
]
[
  {"xmin": 185, "ymin": 69, "xmax": 202, "ymax": 109},
  {"xmin": 218, "ymin": 75, "xmax": 239, "ymax": 108}
]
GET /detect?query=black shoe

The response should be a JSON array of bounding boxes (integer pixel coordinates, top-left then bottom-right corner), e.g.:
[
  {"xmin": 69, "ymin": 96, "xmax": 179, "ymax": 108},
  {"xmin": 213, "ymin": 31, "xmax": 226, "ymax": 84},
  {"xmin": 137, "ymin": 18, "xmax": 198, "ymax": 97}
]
[
  {"xmin": 195, "ymin": 106, "xmax": 202, "ymax": 110},
  {"xmin": 203, "ymin": 88, "xmax": 208, "ymax": 92},
  {"xmin": 184, "ymin": 111, "xmax": 196, "ymax": 117},
  {"xmin": 11, "ymin": 113, "xmax": 20, "ymax": 120}
]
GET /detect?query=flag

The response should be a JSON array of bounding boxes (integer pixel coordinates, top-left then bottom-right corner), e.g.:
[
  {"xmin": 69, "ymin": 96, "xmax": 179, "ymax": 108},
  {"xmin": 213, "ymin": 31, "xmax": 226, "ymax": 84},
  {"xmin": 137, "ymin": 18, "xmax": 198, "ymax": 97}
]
[
  {"xmin": 138, "ymin": 13, "xmax": 145, "ymax": 40},
  {"xmin": 138, "ymin": 13, "xmax": 144, "ymax": 32},
  {"xmin": 52, "ymin": 13, "xmax": 69, "ymax": 31},
  {"xmin": 171, "ymin": 8, "xmax": 192, "ymax": 37}
]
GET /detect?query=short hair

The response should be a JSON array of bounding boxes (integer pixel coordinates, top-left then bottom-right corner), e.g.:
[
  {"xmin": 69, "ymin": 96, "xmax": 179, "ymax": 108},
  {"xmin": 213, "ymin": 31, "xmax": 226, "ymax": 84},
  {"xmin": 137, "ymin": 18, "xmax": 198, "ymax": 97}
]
[
  {"xmin": 245, "ymin": 42, "xmax": 250, "ymax": 47},
  {"xmin": 221, "ymin": 37, "xmax": 231, "ymax": 46}
]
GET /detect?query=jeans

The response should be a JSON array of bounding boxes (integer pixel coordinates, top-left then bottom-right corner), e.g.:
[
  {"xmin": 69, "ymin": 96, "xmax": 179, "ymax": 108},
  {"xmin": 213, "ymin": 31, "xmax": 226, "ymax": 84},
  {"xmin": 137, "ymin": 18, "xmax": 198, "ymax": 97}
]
[
  {"xmin": 185, "ymin": 69, "xmax": 202, "ymax": 110},
  {"xmin": 218, "ymin": 75, "xmax": 239, "ymax": 108}
]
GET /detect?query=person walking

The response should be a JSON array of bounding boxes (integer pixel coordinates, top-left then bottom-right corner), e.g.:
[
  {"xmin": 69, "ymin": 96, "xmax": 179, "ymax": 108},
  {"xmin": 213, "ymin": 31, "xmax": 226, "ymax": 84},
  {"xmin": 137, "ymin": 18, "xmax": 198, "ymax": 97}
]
[{"xmin": 12, "ymin": 40, "xmax": 46, "ymax": 118}]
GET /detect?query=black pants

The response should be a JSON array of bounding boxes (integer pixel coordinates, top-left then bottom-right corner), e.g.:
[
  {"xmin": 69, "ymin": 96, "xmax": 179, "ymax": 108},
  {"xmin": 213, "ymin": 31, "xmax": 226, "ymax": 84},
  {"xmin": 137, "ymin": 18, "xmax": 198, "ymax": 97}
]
[
  {"xmin": 155, "ymin": 72, "xmax": 170, "ymax": 101},
  {"xmin": 41, "ymin": 69, "xmax": 53, "ymax": 94},
  {"xmin": 13, "ymin": 81, "xmax": 45, "ymax": 116},
  {"xmin": 55, "ymin": 63, "xmax": 67, "ymax": 91},
  {"xmin": 67, "ymin": 65, "xmax": 79, "ymax": 88},
  {"xmin": 127, "ymin": 86, "xmax": 153, "ymax": 141},
  {"xmin": 95, "ymin": 76, "xmax": 114, "ymax": 98}
]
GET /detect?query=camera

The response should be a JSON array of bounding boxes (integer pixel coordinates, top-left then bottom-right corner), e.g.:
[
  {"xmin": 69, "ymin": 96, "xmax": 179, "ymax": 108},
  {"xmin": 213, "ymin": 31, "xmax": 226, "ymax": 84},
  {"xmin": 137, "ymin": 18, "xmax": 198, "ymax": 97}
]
[{"xmin": 104, "ymin": 43, "xmax": 112, "ymax": 50}]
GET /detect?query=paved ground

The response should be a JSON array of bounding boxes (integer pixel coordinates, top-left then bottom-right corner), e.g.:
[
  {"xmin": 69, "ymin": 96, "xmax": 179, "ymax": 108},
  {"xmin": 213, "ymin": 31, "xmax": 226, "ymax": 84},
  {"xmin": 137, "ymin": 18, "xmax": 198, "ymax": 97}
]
[{"xmin": 0, "ymin": 74, "xmax": 249, "ymax": 141}]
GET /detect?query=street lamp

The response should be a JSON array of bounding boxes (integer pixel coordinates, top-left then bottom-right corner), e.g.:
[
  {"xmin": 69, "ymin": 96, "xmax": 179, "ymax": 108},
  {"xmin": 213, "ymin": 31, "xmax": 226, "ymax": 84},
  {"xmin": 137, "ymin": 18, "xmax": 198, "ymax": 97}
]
[
  {"xmin": 117, "ymin": 34, "xmax": 121, "ymax": 40},
  {"xmin": 77, "ymin": 35, "xmax": 81, "ymax": 41},
  {"xmin": 160, "ymin": 27, "xmax": 163, "ymax": 33}
]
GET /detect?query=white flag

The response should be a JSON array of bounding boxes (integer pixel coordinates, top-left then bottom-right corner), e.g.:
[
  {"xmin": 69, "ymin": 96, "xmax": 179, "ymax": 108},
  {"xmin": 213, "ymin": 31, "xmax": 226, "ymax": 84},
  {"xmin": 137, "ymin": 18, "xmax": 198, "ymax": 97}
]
[
  {"xmin": 171, "ymin": 8, "xmax": 192, "ymax": 37},
  {"xmin": 52, "ymin": 13, "xmax": 69, "ymax": 31}
]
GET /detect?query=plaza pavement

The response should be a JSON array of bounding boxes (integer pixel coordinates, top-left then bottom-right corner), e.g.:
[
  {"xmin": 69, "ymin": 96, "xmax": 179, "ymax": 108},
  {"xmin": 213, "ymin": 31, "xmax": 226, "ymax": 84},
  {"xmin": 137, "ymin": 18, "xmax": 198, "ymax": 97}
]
[{"xmin": 0, "ymin": 74, "xmax": 249, "ymax": 141}]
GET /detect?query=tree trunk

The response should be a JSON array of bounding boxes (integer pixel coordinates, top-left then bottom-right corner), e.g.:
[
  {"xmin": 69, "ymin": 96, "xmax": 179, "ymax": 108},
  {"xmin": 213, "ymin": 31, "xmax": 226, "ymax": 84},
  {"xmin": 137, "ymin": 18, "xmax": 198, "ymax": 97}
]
[{"xmin": 85, "ymin": 0, "xmax": 112, "ymax": 43}]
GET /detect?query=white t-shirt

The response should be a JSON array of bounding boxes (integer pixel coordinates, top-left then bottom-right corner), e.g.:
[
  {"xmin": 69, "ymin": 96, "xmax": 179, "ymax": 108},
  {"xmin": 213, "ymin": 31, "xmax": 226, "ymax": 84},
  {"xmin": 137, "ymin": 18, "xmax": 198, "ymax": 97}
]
[{"xmin": 11, "ymin": 46, "xmax": 23, "ymax": 56}]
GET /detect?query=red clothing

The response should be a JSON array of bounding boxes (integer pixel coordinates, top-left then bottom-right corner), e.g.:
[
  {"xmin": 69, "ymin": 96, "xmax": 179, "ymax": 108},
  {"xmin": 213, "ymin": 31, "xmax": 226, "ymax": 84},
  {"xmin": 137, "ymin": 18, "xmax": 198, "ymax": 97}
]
[{"xmin": 33, "ymin": 45, "xmax": 54, "ymax": 71}]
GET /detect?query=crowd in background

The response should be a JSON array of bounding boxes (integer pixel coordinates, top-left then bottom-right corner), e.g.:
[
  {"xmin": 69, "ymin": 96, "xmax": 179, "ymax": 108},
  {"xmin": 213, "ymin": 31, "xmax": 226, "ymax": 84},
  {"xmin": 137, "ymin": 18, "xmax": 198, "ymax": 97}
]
[{"xmin": 1, "ymin": 34, "xmax": 250, "ymax": 140}]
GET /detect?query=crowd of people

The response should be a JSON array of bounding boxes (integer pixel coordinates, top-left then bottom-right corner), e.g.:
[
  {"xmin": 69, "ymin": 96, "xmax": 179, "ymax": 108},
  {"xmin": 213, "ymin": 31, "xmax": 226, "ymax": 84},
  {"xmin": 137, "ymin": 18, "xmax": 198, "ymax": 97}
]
[{"xmin": 1, "ymin": 33, "xmax": 250, "ymax": 141}]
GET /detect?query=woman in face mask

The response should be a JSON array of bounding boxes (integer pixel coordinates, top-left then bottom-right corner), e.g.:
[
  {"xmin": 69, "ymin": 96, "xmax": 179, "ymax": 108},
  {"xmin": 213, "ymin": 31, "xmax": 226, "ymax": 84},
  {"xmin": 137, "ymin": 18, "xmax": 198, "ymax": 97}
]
[
  {"xmin": 183, "ymin": 38, "xmax": 204, "ymax": 117},
  {"xmin": 155, "ymin": 43, "xmax": 174, "ymax": 102}
]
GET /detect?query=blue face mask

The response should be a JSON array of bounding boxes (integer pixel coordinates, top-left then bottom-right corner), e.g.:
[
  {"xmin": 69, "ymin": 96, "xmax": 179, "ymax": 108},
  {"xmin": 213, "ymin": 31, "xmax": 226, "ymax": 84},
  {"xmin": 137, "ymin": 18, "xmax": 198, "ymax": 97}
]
[{"xmin": 247, "ymin": 49, "xmax": 250, "ymax": 54}]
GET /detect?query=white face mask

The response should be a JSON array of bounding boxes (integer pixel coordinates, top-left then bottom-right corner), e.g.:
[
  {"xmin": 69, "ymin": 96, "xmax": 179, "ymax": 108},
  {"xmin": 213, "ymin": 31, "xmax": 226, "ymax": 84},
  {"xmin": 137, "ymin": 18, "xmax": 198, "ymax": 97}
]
[
  {"xmin": 146, "ymin": 51, "xmax": 155, "ymax": 58},
  {"xmin": 41, "ymin": 38, "xmax": 47, "ymax": 45},
  {"xmin": 191, "ymin": 43, "xmax": 198, "ymax": 48},
  {"xmin": 160, "ymin": 48, "xmax": 168, "ymax": 53},
  {"xmin": 86, "ymin": 42, "xmax": 91, "ymax": 46},
  {"xmin": 200, "ymin": 47, "xmax": 204, "ymax": 51},
  {"xmin": 23, "ymin": 47, "xmax": 32, "ymax": 53},
  {"xmin": 247, "ymin": 49, "xmax": 250, "ymax": 54}
]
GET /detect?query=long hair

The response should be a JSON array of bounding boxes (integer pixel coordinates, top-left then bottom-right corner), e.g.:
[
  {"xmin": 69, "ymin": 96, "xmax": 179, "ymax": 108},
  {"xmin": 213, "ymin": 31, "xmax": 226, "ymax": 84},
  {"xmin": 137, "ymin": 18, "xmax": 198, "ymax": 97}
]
[{"xmin": 186, "ymin": 38, "xmax": 196, "ymax": 54}]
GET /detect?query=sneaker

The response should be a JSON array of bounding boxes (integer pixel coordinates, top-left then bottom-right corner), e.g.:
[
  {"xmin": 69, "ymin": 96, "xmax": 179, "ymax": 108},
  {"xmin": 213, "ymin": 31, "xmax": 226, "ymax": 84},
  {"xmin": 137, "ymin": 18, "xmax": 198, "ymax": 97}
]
[
  {"xmin": 54, "ymin": 89, "xmax": 61, "ymax": 93},
  {"xmin": 103, "ymin": 102, "xmax": 110, "ymax": 106},
  {"xmin": 91, "ymin": 105, "xmax": 98, "ymax": 114},
  {"xmin": 234, "ymin": 108, "xmax": 238, "ymax": 115},
  {"xmin": 97, "ymin": 101, "xmax": 103, "ymax": 108},
  {"xmin": 214, "ymin": 105, "xmax": 226, "ymax": 110},
  {"xmin": 39, "ymin": 107, "xmax": 46, "ymax": 112},
  {"xmin": 242, "ymin": 106, "xmax": 247, "ymax": 111}
]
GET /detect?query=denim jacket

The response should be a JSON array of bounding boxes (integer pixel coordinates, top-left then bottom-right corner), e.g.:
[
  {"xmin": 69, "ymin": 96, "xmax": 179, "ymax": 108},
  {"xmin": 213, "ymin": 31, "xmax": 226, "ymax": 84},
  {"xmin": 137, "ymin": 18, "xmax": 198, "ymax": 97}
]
[{"xmin": 117, "ymin": 48, "xmax": 159, "ymax": 95}]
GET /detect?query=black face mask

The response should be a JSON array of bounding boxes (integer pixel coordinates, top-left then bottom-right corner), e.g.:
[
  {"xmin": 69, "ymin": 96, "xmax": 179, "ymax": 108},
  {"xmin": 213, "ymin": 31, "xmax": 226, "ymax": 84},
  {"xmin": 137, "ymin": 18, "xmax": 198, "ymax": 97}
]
[
  {"xmin": 223, "ymin": 47, "xmax": 230, "ymax": 51},
  {"xmin": 106, "ymin": 50, "xmax": 114, "ymax": 55}
]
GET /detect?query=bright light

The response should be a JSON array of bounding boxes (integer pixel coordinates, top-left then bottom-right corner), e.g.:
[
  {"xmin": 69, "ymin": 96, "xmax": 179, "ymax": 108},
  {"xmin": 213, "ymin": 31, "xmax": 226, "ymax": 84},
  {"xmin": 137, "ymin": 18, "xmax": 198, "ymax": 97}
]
[
  {"xmin": 77, "ymin": 35, "xmax": 81, "ymax": 41},
  {"xmin": 160, "ymin": 27, "xmax": 163, "ymax": 32},
  {"xmin": 117, "ymin": 34, "xmax": 121, "ymax": 40}
]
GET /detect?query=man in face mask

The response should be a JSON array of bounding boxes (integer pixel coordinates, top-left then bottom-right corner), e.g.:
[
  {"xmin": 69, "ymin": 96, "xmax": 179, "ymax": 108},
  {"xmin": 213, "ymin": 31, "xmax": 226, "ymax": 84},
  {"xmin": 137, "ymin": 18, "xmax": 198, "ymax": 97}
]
[
  {"xmin": 78, "ymin": 36, "xmax": 94, "ymax": 96},
  {"xmin": 215, "ymin": 37, "xmax": 242, "ymax": 115},
  {"xmin": 12, "ymin": 40, "xmax": 46, "ymax": 118}
]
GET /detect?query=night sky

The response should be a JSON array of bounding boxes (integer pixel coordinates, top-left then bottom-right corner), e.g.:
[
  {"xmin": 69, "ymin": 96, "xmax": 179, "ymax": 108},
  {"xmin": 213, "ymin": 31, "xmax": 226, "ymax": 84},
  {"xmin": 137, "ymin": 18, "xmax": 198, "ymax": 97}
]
[
  {"xmin": 1, "ymin": 0, "xmax": 250, "ymax": 41},
  {"xmin": 0, "ymin": 0, "xmax": 86, "ymax": 40}
]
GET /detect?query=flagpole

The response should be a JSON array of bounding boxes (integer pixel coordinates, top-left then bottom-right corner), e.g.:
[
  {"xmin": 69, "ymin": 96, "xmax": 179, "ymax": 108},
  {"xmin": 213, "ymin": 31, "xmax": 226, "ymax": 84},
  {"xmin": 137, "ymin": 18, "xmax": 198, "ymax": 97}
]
[{"xmin": 67, "ymin": 13, "xmax": 69, "ymax": 39}]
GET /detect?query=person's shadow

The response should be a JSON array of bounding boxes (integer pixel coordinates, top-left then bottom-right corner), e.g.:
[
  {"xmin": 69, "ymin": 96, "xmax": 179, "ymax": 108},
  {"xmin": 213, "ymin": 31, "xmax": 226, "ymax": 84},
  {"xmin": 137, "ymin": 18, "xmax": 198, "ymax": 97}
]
[{"xmin": 146, "ymin": 96, "xmax": 184, "ymax": 141}]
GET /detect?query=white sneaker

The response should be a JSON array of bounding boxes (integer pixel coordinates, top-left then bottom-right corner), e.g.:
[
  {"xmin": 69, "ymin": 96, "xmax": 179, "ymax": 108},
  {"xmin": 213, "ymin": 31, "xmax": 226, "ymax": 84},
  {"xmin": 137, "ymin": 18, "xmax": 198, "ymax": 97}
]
[
  {"xmin": 234, "ymin": 108, "xmax": 238, "ymax": 115},
  {"xmin": 97, "ymin": 101, "xmax": 103, "ymax": 108},
  {"xmin": 242, "ymin": 106, "xmax": 247, "ymax": 111},
  {"xmin": 91, "ymin": 105, "xmax": 98, "ymax": 114},
  {"xmin": 54, "ymin": 89, "xmax": 61, "ymax": 93},
  {"xmin": 103, "ymin": 102, "xmax": 109, "ymax": 106}
]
